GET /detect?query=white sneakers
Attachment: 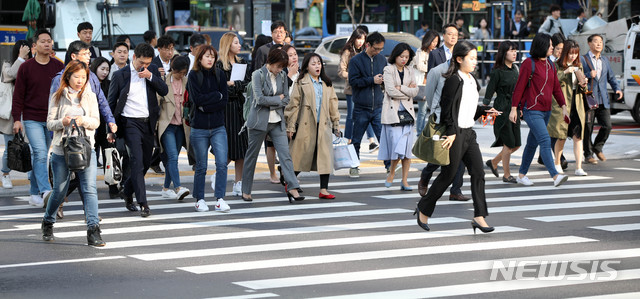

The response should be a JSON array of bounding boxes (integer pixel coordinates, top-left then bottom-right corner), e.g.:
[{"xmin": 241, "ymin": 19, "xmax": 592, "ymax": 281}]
[
  {"xmin": 554, "ymin": 174, "xmax": 569, "ymax": 187},
  {"xmin": 195, "ymin": 199, "xmax": 209, "ymax": 212},
  {"xmin": 29, "ymin": 195, "xmax": 44, "ymax": 208},
  {"xmin": 195, "ymin": 198, "xmax": 231, "ymax": 213},
  {"xmin": 176, "ymin": 187, "xmax": 190, "ymax": 201},
  {"xmin": 575, "ymin": 169, "xmax": 588, "ymax": 176},
  {"xmin": 516, "ymin": 176, "xmax": 534, "ymax": 186},
  {"xmin": 554, "ymin": 164, "xmax": 564, "ymax": 174},
  {"xmin": 2, "ymin": 175, "xmax": 12, "ymax": 189},
  {"xmin": 232, "ymin": 181, "xmax": 242, "ymax": 196},
  {"xmin": 215, "ymin": 198, "xmax": 230, "ymax": 212},
  {"xmin": 210, "ymin": 173, "xmax": 216, "ymax": 191},
  {"xmin": 161, "ymin": 189, "xmax": 177, "ymax": 199}
]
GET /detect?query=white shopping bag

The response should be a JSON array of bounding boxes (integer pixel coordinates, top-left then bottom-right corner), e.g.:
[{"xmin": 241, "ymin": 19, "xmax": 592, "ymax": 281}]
[
  {"xmin": 104, "ymin": 147, "xmax": 122, "ymax": 185},
  {"xmin": 333, "ymin": 138, "xmax": 360, "ymax": 170}
]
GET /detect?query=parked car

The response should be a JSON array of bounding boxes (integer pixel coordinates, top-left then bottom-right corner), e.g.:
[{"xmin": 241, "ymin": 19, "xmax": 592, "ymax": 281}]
[
  {"xmin": 314, "ymin": 32, "xmax": 422, "ymax": 99},
  {"xmin": 165, "ymin": 25, "xmax": 252, "ymax": 62},
  {"xmin": 294, "ymin": 27, "xmax": 322, "ymax": 52}
]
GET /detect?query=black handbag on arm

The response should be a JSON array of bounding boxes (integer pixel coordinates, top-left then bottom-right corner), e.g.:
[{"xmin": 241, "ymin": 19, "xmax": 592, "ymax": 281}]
[
  {"xmin": 7, "ymin": 132, "xmax": 32, "ymax": 172},
  {"xmin": 63, "ymin": 119, "xmax": 92, "ymax": 171}
]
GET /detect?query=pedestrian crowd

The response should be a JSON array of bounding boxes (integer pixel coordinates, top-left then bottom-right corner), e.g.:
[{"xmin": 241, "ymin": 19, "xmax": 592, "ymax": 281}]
[{"xmin": 0, "ymin": 13, "xmax": 622, "ymax": 246}]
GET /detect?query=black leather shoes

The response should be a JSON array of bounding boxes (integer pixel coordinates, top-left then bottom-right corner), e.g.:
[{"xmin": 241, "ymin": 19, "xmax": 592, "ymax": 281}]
[
  {"xmin": 120, "ymin": 191, "xmax": 138, "ymax": 211},
  {"xmin": 41, "ymin": 220, "xmax": 54, "ymax": 242},
  {"xmin": 140, "ymin": 205, "xmax": 151, "ymax": 217},
  {"xmin": 449, "ymin": 194, "xmax": 471, "ymax": 201}
]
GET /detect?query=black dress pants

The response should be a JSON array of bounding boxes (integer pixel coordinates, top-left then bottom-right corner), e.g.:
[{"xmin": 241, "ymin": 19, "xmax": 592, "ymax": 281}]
[
  {"xmin": 583, "ymin": 106, "xmax": 611, "ymax": 158},
  {"xmin": 418, "ymin": 128, "xmax": 488, "ymax": 218},
  {"xmin": 122, "ymin": 117, "xmax": 154, "ymax": 206}
]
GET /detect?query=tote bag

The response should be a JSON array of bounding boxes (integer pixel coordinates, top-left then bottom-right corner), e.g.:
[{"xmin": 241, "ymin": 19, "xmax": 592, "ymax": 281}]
[
  {"xmin": 333, "ymin": 138, "xmax": 360, "ymax": 170},
  {"xmin": 104, "ymin": 147, "xmax": 122, "ymax": 185},
  {"xmin": 412, "ymin": 114, "xmax": 450, "ymax": 165}
]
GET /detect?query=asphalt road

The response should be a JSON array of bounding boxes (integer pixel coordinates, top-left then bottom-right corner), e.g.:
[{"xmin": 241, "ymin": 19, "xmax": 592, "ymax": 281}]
[{"xmin": 1, "ymin": 156, "xmax": 639, "ymax": 298}]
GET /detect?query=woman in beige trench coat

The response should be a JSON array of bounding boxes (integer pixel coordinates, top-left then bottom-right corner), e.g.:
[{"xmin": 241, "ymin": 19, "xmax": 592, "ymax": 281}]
[
  {"xmin": 157, "ymin": 56, "xmax": 191, "ymax": 201},
  {"xmin": 285, "ymin": 53, "xmax": 341, "ymax": 199},
  {"xmin": 547, "ymin": 40, "xmax": 588, "ymax": 176}
]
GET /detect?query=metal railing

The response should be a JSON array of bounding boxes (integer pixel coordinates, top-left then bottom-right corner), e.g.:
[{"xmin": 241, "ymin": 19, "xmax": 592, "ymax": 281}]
[{"xmin": 467, "ymin": 38, "xmax": 533, "ymax": 85}]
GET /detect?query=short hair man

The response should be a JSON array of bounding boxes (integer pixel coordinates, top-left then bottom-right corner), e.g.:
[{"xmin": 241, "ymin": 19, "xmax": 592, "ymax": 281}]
[
  {"xmin": 109, "ymin": 42, "xmax": 130, "ymax": 80},
  {"xmin": 509, "ymin": 10, "xmax": 531, "ymax": 39},
  {"xmin": 152, "ymin": 35, "xmax": 175, "ymax": 77},
  {"xmin": 252, "ymin": 20, "xmax": 287, "ymax": 70},
  {"xmin": 580, "ymin": 34, "xmax": 623, "ymax": 164},
  {"xmin": 539, "ymin": 4, "xmax": 563, "ymax": 36},
  {"xmin": 77, "ymin": 22, "xmax": 102, "ymax": 60},
  {"xmin": 347, "ymin": 32, "xmax": 388, "ymax": 178},
  {"xmin": 188, "ymin": 33, "xmax": 206, "ymax": 72},
  {"xmin": 11, "ymin": 29, "xmax": 64, "ymax": 207},
  {"xmin": 144, "ymin": 30, "xmax": 159, "ymax": 57},
  {"xmin": 108, "ymin": 43, "xmax": 169, "ymax": 216},
  {"xmin": 428, "ymin": 24, "xmax": 458, "ymax": 71},
  {"xmin": 415, "ymin": 21, "xmax": 429, "ymax": 39}
]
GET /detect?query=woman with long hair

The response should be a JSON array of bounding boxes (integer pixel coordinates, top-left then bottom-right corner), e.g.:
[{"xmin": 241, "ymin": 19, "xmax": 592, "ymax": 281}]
[
  {"xmin": 509, "ymin": 33, "xmax": 569, "ymax": 187},
  {"xmin": 473, "ymin": 18, "xmax": 493, "ymax": 78},
  {"xmin": 242, "ymin": 49, "xmax": 304, "ymax": 203},
  {"xmin": 1, "ymin": 40, "xmax": 32, "ymax": 189},
  {"xmin": 282, "ymin": 44, "xmax": 300, "ymax": 92},
  {"xmin": 380, "ymin": 43, "xmax": 419, "ymax": 190},
  {"xmin": 158, "ymin": 55, "xmax": 191, "ymax": 201},
  {"xmin": 188, "ymin": 45, "xmax": 230, "ymax": 212},
  {"xmin": 216, "ymin": 32, "xmax": 250, "ymax": 196},
  {"xmin": 42, "ymin": 60, "xmax": 104, "ymax": 246},
  {"xmin": 415, "ymin": 41, "xmax": 499, "ymax": 233},
  {"xmin": 285, "ymin": 53, "xmax": 341, "ymax": 199},
  {"xmin": 412, "ymin": 30, "xmax": 440, "ymax": 136},
  {"xmin": 548, "ymin": 40, "xmax": 588, "ymax": 176},
  {"xmin": 338, "ymin": 28, "xmax": 377, "ymax": 150},
  {"xmin": 483, "ymin": 41, "xmax": 521, "ymax": 183}
]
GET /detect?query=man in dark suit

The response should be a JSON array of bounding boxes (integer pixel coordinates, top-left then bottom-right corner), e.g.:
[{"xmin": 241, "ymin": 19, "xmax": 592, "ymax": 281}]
[
  {"xmin": 580, "ymin": 34, "xmax": 623, "ymax": 165},
  {"xmin": 427, "ymin": 24, "xmax": 458, "ymax": 72},
  {"xmin": 108, "ymin": 43, "xmax": 169, "ymax": 217},
  {"xmin": 252, "ymin": 20, "xmax": 287, "ymax": 71},
  {"xmin": 508, "ymin": 10, "xmax": 531, "ymax": 39}
]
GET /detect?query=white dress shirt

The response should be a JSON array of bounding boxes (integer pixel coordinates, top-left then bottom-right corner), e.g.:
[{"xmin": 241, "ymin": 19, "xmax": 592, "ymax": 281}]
[
  {"xmin": 188, "ymin": 53, "xmax": 195, "ymax": 73},
  {"xmin": 122, "ymin": 67, "xmax": 150, "ymax": 118},
  {"xmin": 268, "ymin": 71, "xmax": 281, "ymax": 123},
  {"xmin": 457, "ymin": 70, "xmax": 478, "ymax": 129}
]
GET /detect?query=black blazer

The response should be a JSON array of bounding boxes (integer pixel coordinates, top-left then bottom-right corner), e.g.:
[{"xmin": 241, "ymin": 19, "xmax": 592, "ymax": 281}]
[
  {"xmin": 439, "ymin": 72, "xmax": 490, "ymax": 136},
  {"xmin": 151, "ymin": 56, "xmax": 168, "ymax": 72},
  {"xmin": 107, "ymin": 64, "xmax": 169, "ymax": 134},
  {"xmin": 508, "ymin": 20, "xmax": 529, "ymax": 39},
  {"xmin": 427, "ymin": 46, "xmax": 447, "ymax": 74}
]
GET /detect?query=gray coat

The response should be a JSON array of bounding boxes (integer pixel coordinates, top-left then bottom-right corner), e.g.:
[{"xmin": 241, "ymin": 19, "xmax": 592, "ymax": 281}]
[
  {"xmin": 426, "ymin": 60, "xmax": 450, "ymax": 123},
  {"xmin": 246, "ymin": 66, "xmax": 289, "ymax": 131}
]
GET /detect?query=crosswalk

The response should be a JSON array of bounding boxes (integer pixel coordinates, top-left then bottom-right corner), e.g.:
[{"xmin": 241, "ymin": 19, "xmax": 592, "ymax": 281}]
[{"xmin": 0, "ymin": 161, "xmax": 639, "ymax": 298}]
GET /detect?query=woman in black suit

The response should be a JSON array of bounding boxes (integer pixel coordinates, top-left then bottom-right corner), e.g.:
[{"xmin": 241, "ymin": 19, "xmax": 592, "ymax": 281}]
[{"xmin": 415, "ymin": 41, "xmax": 500, "ymax": 233}]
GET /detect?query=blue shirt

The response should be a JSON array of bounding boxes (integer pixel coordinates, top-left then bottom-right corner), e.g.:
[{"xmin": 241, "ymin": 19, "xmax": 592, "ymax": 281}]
[
  {"xmin": 310, "ymin": 75, "xmax": 323, "ymax": 123},
  {"xmin": 443, "ymin": 45, "xmax": 453, "ymax": 61},
  {"xmin": 415, "ymin": 28, "xmax": 428, "ymax": 39}
]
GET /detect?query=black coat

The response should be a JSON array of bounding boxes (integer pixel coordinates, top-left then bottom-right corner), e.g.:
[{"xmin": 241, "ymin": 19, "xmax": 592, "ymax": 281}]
[
  {"xmin": 508, "ymin": 20, "xmax": 530, "ymax": 39},
  {"xmin": 427, "ymin": 46, "xmax": 448, "ymax": 74}
]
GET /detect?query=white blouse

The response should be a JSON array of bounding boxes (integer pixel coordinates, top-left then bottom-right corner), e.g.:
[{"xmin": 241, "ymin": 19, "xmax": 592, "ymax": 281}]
[{"xmin": 457, "ymin": 70, "xmax": 478, "ymax": 129}]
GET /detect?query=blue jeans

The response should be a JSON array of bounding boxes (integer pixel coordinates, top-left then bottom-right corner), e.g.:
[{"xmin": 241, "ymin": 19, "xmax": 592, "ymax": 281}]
[
  {"xmin": 191, "ymin": 126, "xmax": 228, "ymax": 200},
  {"xmin": 44, "ymin": 151, "xmax": 99, "ymax": 228},
  {"xmin": 416, "ymin": 100, "xmax": 429, "ymax": 136},
  {"xmin": 345, "ymin": 95, "xmax": 375, "ymax": 140},
  {"xmin": 161, "ymin": 124, "xmax": 186, "ymax": 189},
  {"xmin": 23, "ymin": 120, "xmax": 52, "ymax": 195},
  {"xmin": 520, "ymin": 109, "xmax": 558, "ymax": 178},
  {"xmin": 351, "ymin": 106, "xmax": 382, "ymax": 158},
  {"xmin": 2, "ymin": 134, "xmax": 14, "ymax": 174}
]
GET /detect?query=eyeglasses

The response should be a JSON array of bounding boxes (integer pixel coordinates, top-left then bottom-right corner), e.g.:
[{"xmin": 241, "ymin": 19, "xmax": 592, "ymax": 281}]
[{"xmin": 371, "ymin": 46, "xmax": 384, "ymax": 52}]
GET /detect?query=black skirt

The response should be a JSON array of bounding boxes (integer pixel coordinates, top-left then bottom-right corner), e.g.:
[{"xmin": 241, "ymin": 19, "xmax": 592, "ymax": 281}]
[{"xmin": 225, "ymin": 96, "xmax": 249, "ymax": 160}]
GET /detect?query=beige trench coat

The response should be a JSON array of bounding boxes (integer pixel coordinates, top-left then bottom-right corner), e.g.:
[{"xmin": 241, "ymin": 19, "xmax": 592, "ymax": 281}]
[
  {"xmin": 157, "ymin": 73, "xmax": 191, "ymax": 152},
  {"xmin": 285, "ymin": 74, "xmax": 340, "ymax": 174},
  {"xmin": 548, "ymin": 63, "xmax": 586, "ymax": 139},
  {"xmin": 381, "ymin": 65, "xmax": 419, "ymax": 125}
]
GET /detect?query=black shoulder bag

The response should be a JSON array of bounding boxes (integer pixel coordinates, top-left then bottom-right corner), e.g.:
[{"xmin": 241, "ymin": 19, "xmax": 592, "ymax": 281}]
[
  {"xmin": 7, "ymin": 132, "xmax": 32, "ymax": 172},
  {"xmin": 63, "ymin": 119, "xmax": 92, "ymax": 171}
]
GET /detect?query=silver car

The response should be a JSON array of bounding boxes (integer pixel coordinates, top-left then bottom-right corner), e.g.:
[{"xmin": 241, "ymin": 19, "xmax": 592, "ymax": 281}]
[{"xmin": 314, "ymin": 32, "xmax": 422, "ymax": 99}]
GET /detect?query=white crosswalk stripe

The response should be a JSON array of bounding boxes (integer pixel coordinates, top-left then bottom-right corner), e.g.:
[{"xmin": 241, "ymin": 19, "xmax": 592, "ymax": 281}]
[{"xmin": 1, "ymin": 170, "xmax": 639, "ymax": 297}]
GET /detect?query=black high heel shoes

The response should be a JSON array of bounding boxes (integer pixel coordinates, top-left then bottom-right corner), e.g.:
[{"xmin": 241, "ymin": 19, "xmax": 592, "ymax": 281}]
[
  {"xmin": 413, "ymin": 208, "xmax": 430, "ymax": 231},
  {"xmin": 286, "ymin": 191, "xmax": 305, "ymax": 203},
  {"xmin": 471, "ymin": 220, "xmax": 494, "ymax": 234}
]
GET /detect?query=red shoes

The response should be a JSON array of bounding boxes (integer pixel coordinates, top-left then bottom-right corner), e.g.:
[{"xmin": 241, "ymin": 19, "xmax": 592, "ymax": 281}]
[{"xmin": 318, "ymin": 193, "xmax": 336, "ymax": 199}]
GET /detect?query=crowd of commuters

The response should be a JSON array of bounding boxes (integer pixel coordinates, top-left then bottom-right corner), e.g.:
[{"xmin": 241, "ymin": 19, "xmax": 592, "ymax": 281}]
[{"xmin": 0, "ymin": 12, "xmax": 625, "ymax": 247}]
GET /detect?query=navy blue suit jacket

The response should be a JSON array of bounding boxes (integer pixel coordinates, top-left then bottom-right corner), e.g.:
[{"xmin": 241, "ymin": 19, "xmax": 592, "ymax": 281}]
[
  {"xmin": 107, "ymin": 64, "xmax": 169, "ymax": 134},
  {"xmin": 427, "ymin": 46, "xmax": 447, "ymax": 74}
]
